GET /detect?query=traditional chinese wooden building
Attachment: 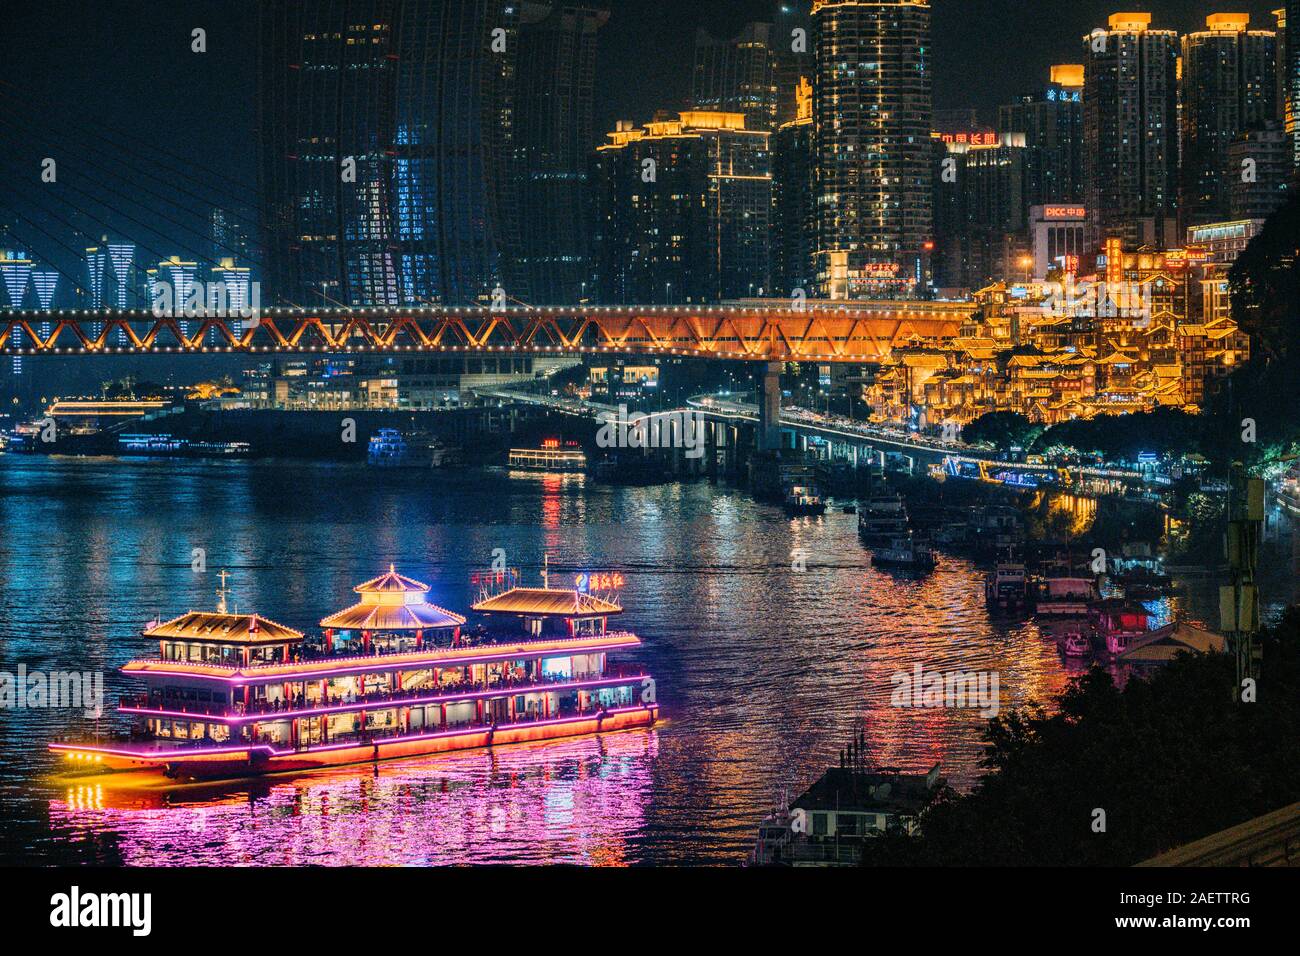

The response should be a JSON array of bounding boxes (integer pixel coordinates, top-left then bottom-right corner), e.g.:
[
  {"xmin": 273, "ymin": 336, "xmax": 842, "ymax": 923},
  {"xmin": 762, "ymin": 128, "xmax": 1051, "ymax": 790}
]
[{"xmin": 319, "ymin": 566, "xmax": 466, "ymax": 653}]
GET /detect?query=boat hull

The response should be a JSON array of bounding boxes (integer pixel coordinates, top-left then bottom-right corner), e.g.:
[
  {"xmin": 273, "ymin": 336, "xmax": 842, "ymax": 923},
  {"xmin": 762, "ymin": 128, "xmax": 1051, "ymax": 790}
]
[
  {"xmin": 871, "ymin": 553, "xmax": 936, "ymax": 572},
  {"xmin": 51, "ymin": 705, "xmax": 658, "ymax": 782}
]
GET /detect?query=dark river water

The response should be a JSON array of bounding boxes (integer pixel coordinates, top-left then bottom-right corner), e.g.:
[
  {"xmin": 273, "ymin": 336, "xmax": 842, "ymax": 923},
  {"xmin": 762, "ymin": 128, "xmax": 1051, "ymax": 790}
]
[{"xmin": 0, "ymin": 455, "xmax": 1236, "ymax": 865}]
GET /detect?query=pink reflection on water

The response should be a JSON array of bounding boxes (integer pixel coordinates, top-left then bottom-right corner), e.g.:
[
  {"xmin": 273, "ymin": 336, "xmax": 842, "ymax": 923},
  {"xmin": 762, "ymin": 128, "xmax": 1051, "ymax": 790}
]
[{"xmin": 48, "ymin": 730, "xmax": 659, "ymax": 866}]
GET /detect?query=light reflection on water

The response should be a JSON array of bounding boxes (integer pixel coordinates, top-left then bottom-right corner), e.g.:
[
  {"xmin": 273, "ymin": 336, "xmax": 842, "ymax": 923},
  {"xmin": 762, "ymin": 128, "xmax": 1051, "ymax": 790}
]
[
  {"xmin": 48, "ymin": 731, "xmax": 659, "ymax": 867},
  {"xmin": 0, "ymin": 456, "xmax": 1231, "ymax": 865}
]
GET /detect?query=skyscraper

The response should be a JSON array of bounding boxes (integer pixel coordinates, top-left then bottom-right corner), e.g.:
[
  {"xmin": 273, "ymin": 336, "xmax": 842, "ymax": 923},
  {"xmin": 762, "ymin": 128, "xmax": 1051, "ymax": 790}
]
[
  {"xmin": 210, "ymin": 208, "xmax": 256, "ymax": 271},
  {"xmin": 812, "ymin": 0, "xmax": 933, "ymax": 298},
  {"xmin": 513, "ymin": 3, "xmax": 608, "ymax": 304},
  {"xmin": 107, "ymin": 242, "xmax": 135, "ymax": 310},
  {"xmin": 1275, "ymin": 7, "xmax": 1289, "ymax": 127},
  {"xmin": 1180, "ymin": 14, "xmax": 1277, "ymax": 228},
  {"xmin": 593, "ymin": 112, "xmax": 771, "ymax": 303},
  {"xmin": 931, "ymin": 134, "xmax": 1033, "ymax": 290},
  {"xmin": 31, "ymin": 270, "xmax": 57, "ymax": 311},
  {"xmin": 0, "ymin": 253, "xmax": 31, "ymax": 308},
  {"xmin": 1083, "ymin": 12, "xmax": 1179, "ymax": 250},
  {"xmin": 1, "ymin": 252, "xmax": 31, "ymax": 377},
  {"xmin": 998, "ymin": 65, "xmax": 1085, "ymax": 207},
  {"xmin": 261, "ymin": 1, "xmax": 543, "ymax": 308},
  {"xmin": 772, "ymin": 77, "xmax": 817, "ymax": 296},
  {"xmin": 261, "ymin": 0, "xmax": 604, "ymax": 308},
  {"xmin": 85, "ymin": 246, "xmax": 107, "ymax": 309},
  {"xmin": 692, "ymin": 22, "xmax": 779, "ymax": 132},
  {"xmin": 1229, "ymin": 122, "xmax": 1293, "ymax": 218},
  {"xmin": 772, "ymin": 3, "xmax": 814, "ymax": 128},
  {"xmin": 160, "ymin": 258, "xmax": 199, "ymax": 337},
  {"xmin": 262, "ymin": 4, "xmax": 405, "ymax": 307},
  {"xmin": 1288, "ymin": 1, "xmax": 1300, "ymax": 165},
  {"xmin": 213, "ymin": 260, "xmax": 253, "ymax": 339}
]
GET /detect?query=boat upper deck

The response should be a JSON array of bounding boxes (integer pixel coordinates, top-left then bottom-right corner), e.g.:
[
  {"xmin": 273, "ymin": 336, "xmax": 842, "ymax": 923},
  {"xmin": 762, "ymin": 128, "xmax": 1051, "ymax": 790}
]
[{"xmin": 121, "ymin": 631, "xmax": 643, "ymax": 683}]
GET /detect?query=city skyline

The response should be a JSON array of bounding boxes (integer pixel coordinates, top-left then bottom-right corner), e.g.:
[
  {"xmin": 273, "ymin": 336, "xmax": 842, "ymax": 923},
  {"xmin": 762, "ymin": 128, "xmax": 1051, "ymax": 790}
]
[
  {"xmin": 1, "ymin": 0, "xmax": 1297, "ymax": 408},
  {"xmin": 3, "ymin": 0, "xmax": 1300, "ymax": 901},
  {"xmin": 0, "ymin": 1, "xmax": 1286, "ymax": 292}
]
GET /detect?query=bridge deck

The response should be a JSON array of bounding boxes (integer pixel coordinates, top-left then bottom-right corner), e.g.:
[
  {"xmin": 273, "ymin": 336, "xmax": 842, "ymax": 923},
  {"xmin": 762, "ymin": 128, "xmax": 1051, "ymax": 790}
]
[{"xmin": 1, "ymin": 305, "xmax": 971, "ymax": 362}]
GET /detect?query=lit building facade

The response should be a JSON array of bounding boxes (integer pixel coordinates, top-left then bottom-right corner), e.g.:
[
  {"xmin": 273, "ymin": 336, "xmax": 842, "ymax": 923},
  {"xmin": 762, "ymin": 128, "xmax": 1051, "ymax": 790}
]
[
  {"xmin": 107, "ymin": 242, "xmax": 135, "ymax": 310},
  {"xmin": 30, "ymin": 270, "xmax": 57, "ymax": 310},
  {"xmin": 1, "ymin": 251, "xmax": 31, "ymax": 377},
  {"xmin": 1228, "ymin": 122, "xmax": 1293, "ymax": 218},
  {"xmin": 1187, "ymin": 218, "xmax": 1268, "ymax": 265},
  {"xmin": 1180, "ymin": 14, "xmax": 1278, "ymax": 228},
  {"xmin": 1275, "ymin": 7, "xmax": 1290, "ymax": 129},
  {"xmin": 812, "ymin": 0, "xmax": 933, "ymax": 298},
  {"xmin": 1030, "ymin": 204, "xmax": 1088, "ymax": 279},
  {"xmin": 1288, "ymin": 2, "xmax": 1300, "ymax": 165},
  {"xmin": 85, "ymin": 247, "xmax": 107, "ymax": 309},
  {"xmin": 932, "ymin": 133, "xmax": 1033, "ymax": 291},
  {"xmin": 998, "ymin": 65, "xmax": 1085, "ymax": 207},
  {"xmin": 593, "ymin": 111, "xmax": 771, "ymax": 303},
  {"xmin": 514, "ymin": 3, "xmax": 608, "ymax": 304},
  {"xmin": 1083, "ymin": 13, "xmax": 1180, "ymax": 250},
  {"xmin": 692, "ymin": 22, "xmax": 779, "ymax": 132},
  {"xmin": 772, "ymin": 78, "xmax": 817, "ymax": 296},
  {"xmin": 260, "ymin": 1, "xmax": 600, "ymax": 308},
  {"xmin": 260, "ymin": 3, "xmax": 404, "ymax": 307}
]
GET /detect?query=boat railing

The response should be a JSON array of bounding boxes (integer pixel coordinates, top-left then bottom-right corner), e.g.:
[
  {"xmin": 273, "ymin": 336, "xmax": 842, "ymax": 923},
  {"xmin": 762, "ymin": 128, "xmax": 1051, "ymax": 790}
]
[
  {"xmin": 118, "ymin": 667, "xmax": 651, "ymax": 720},
  {"xmin": 271, "ymin": 700, "xmax": 652, "ymax": 753},
  {"xmin": 134, "ymin": 631, "xmax": 644, "ymax": 673}
]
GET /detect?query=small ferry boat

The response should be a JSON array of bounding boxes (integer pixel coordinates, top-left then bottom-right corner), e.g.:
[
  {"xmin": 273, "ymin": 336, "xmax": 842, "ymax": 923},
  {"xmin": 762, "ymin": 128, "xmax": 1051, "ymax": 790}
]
[
  {"xmin": 1090, "ymin": 597, "xmax": 1152, "ymax": 655},
  {"xmin": 871, "ymin": 534, "xmax": 936, "ymax": 572},
  {"xmin": 1113, "ymin": 567, "xmax": 1173, "ymax": 599},
  {"xmin": 858, "ymin": 494, "xmax": 910, "ymax": 547},
  {"xmin": 367, "ymin": 429, "xmax": 459, "ymax": 468},
  {"xmin": 49, "ymin": 567, "xmax": 658, "ymax": 781},
  {"xmin": 783, "ymin": 484, "xmax": 827, "ymax": 517},
  {"xmin": 1062, "ymin": 630, "xmax": 1092, "ymax": 658},
  {"xmin": 118, "ymin": 433, "xmax": 251, "ymax": 458},
  {"xmin": 1034, "ymin": 575, "xmax": 1099, "ymax": 617},
  {"xmin": 985, "ymin": 558, "xmax": 1030, "ymax": 616},
  {"xmin": 967, "ymin": 504, "xmax": 1025, "ymax": 558},
  {"xmin": 508, "ymin": 440, "xmax": 587, "ymax": 473},
  {"xmin": 752, "ymin": 731, "xmax": 944, "ymax": 867}
]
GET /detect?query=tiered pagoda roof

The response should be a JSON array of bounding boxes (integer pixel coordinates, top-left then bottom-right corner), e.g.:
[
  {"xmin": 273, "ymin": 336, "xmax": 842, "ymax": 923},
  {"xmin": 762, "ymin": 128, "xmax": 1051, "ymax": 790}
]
[
  {"xmin": 144, "ymin": 612, "xmax": 303, "ymax": 645},
  {"xmin": 471, "ymin": 587, "xmax": 622, "ymax": 617},
  {"xmin": 319, "ymin": 566, "xmax": 467, "ymax": 631}
]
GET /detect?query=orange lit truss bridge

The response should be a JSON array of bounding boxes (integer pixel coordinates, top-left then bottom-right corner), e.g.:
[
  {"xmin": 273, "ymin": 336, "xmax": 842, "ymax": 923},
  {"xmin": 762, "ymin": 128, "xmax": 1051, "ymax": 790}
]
[{"xmin": 0, "ymin": 302, "xmax": 973, "ymax": 363}]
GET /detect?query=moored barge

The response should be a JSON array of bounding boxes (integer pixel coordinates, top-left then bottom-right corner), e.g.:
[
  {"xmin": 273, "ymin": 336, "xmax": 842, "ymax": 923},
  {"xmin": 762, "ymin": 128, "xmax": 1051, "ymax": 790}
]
[{"xmin": 50, "ymin": 567, "xmax": 658, "ymax": 781}]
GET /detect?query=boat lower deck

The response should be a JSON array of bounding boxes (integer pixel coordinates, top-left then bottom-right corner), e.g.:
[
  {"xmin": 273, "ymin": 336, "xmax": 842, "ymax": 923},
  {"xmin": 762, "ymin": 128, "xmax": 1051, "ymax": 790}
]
[{"xmin": 51, "ymin": 704, "xmax": 658, "ymax": 782}]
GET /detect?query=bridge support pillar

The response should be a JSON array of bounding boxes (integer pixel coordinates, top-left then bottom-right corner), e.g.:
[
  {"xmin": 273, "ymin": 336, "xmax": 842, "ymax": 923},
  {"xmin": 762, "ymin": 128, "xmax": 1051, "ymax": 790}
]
[{"xmin": 758, "ymin": 362, "xmax": 783, "ymax": 452}]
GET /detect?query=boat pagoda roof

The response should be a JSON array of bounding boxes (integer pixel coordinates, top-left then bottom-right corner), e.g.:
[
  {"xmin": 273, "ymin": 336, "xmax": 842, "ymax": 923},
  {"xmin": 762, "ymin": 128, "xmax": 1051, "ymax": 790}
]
[
  {"xmin": 352, "ymin": 566, "xmax": 431, "ymax": 593},
  {"xmin": 145, "ymin": 611, "xmax": 303, "ymax": 644},
  {"xmin": 471, "ymin": 587, "xmax": 622, "ymax": 617},
  {"xmin": 319, "ymin": 602, "xmax": 466, "ymax": 631},
  {"xmin": 320, "ymin": 565, "xmax": 467, "ymax": 631}
]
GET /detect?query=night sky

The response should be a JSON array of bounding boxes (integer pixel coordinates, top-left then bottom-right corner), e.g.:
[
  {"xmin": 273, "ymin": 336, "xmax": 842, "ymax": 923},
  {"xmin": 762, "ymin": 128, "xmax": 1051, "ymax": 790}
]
[{"xmin": 0, "ymin": 0, "xmax": 1286, "ymax": 284}]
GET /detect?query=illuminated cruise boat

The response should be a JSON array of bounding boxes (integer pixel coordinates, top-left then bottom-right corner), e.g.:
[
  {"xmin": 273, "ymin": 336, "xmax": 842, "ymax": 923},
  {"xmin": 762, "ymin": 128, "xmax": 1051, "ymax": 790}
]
[
  {"xmin": 507, "ymin": 439, "xmax": 587, "ymax": 472},
  {"xmin": 50, "ymin": 567, "xmax": 657, "ymax": 781}
]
